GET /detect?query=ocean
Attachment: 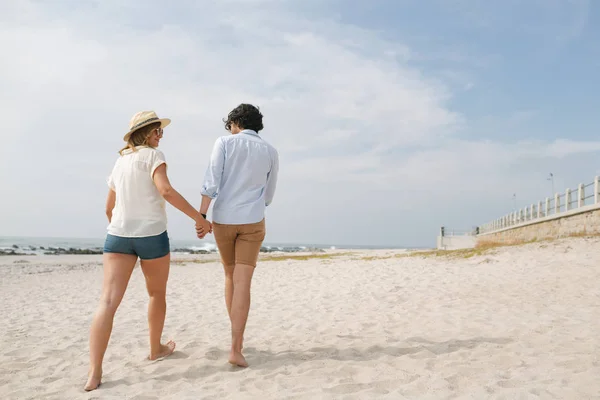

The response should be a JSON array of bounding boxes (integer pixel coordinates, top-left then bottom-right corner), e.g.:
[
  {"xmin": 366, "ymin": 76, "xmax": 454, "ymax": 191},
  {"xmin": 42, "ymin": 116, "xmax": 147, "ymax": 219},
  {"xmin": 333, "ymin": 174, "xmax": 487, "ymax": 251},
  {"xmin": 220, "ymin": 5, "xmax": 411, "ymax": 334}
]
[{"xmin": 0, "ymin": 236, "xmax": 408, "ymax": 256}]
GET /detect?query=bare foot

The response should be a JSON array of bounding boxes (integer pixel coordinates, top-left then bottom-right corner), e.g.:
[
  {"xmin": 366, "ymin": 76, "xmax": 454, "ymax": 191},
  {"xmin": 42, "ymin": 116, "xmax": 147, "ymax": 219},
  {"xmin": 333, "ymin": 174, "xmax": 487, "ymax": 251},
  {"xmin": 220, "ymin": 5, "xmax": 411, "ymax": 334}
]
[
  {"xmin": 229, "ymin": 350, "xmax": 248, "ymax": 367},
  {"xmin": 148, "ymin": 340, "xmax": 176, "ymax": 361},
  {"xmin": 84, "ymin": 373, "xmax": 102, "ymax": 392}
]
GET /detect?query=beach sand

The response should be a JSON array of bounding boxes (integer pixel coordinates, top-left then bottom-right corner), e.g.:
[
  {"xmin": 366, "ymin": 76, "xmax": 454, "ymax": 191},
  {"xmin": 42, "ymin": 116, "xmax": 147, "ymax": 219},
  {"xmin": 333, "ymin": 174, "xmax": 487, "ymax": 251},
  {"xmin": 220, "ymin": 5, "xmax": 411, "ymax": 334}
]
[{"xmin": 1, "ymin": 239, "xmax": 599, "ymax": 399}]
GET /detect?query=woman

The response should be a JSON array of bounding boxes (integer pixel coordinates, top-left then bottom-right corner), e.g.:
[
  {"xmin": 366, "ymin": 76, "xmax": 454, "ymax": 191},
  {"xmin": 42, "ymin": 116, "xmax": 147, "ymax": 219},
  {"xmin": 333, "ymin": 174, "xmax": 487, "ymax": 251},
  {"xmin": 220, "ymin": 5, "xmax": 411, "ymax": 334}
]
[
  {"xmin": 85, "ymin": 111, "xmax": 211, "ymax": 391},
  {"xmin": 196, "ymin": 104, "xmax": 279, "ymax": 367}
]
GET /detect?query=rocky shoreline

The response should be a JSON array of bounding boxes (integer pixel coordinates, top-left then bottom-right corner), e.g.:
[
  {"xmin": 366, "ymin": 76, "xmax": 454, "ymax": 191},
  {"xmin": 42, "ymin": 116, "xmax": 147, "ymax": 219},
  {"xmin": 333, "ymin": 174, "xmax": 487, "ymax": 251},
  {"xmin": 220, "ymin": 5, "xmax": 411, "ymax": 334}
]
[
  {"xmin": 1, "ymin": 245, "xmax": 325, "ymax": 256},
  {"xmin": 0, "ymin": 246, "xmax": 103, "ymax": 256}
]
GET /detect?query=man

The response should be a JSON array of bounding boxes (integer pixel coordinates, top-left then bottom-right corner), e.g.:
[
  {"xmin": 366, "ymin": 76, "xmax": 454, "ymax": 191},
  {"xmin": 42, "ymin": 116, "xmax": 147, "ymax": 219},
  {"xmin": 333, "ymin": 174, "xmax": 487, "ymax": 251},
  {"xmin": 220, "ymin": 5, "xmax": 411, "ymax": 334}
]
[{"xmin": 196, "ymin": 103, "xmax": 279, "ymax": 367}]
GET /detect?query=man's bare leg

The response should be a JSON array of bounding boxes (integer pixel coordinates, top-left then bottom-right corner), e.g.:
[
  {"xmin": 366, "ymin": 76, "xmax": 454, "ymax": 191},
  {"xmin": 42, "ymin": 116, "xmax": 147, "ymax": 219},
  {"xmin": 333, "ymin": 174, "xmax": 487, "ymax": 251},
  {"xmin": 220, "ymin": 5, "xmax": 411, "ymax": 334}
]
[
  {"xmin": 229, "ymin": 263, "xmax": 254, "ymax": 367},
  {"xmin": 223, "ymin": 264, "xmax": 235, "ymax": 321}
]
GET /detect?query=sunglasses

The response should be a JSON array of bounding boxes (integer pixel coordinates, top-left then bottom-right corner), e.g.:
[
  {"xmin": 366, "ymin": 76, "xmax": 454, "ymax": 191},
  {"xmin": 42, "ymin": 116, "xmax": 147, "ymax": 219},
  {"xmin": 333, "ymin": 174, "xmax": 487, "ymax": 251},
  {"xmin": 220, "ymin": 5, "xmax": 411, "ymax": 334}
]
[{"xmin": 154, "ymin": 127, "xmax": 164, "ymax": 136}]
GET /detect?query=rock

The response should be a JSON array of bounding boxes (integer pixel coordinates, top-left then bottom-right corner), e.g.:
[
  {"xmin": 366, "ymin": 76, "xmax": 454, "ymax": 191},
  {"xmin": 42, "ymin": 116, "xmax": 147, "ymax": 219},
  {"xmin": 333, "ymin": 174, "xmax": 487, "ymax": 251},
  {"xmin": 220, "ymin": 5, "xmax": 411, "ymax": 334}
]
[
  {"xmin": 304, "ymin": 247, "xmax": 325, "ymax": 253},
  {"xmin": 43, "ymin": 247, "xmax": 103, "ymax": 255},
  {"xmin": 259, "ymin": 246, "xmax": 325, "ymax": 253},
  {"xmin": 172, "ymin": 248, "xmax": 213, "ymax": 254},
  {"xmin": 190, "ymin": 250, "xmax": 210, "ymax": 254},
  {"xmin": 0, "ymin": 249, "xmax": 27, "ymax": 256}
]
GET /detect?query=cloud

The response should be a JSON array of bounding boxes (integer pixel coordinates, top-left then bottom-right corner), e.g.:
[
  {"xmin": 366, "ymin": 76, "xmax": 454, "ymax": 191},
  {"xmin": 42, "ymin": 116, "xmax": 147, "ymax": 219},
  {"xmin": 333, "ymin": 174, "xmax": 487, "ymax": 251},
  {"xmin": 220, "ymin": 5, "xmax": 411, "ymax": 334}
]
[{"xmin": 0, "ymin": 0, "xmax": 599, "ymax": 247}]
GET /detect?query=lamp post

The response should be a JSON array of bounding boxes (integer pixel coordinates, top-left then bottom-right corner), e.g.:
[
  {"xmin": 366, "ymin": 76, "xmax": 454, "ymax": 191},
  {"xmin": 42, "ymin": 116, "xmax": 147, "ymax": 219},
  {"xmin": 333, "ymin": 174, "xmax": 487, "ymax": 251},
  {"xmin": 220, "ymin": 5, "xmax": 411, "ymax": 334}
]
[{"xmin": 548, "ymin": 173, "xmax": 555, "ymax": 196}]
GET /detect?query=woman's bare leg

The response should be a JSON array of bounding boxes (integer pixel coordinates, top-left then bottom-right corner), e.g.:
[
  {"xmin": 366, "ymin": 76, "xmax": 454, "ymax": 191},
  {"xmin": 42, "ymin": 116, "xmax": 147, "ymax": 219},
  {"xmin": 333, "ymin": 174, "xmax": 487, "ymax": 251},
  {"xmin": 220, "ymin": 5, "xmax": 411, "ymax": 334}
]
[
  {"xmin": 140, "ymin": 253, "xmax": 176, "ymax": 360},
  {"xmin": 85, "ymin": 253, "xmax": 137, "ymax": 391},
  {"xmin": 229, "ymin": 263, "xmax": 255, "ymax": 367}
]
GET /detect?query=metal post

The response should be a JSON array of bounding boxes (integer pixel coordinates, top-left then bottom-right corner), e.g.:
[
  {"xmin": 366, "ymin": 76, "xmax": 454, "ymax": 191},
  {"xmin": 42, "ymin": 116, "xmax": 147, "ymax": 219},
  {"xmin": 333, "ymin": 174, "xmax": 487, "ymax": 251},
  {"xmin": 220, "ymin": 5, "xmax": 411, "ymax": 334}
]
[
  {"xmin": 530, "ymin": 204, "xmax": 535, "ymax": 220},
  {"xmin": 595, "ymin": 176, "xmax": 600, "ymax": 204},
  {"xmin": 578, "ymin": 183, "xmax": 584, "ymax": 208},
  {"xmin": 545, "ymin": 197, "xmax": 550, "ymax": 216},
  {"xmin": 555, "ymin": 193, "xmax": 560, "ymax": 214},
  {"xmin": 566, "ymin": 189, "xmax": 571, "ymax": 211}
]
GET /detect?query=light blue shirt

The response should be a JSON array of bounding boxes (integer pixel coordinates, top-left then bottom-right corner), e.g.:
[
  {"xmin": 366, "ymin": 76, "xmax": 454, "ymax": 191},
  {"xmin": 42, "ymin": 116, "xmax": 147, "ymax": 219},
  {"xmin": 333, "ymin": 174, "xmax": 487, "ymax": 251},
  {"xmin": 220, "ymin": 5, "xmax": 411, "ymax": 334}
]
[{"xmin": 201, "ymin": 130, "xmax": 279, "ymax": 224}]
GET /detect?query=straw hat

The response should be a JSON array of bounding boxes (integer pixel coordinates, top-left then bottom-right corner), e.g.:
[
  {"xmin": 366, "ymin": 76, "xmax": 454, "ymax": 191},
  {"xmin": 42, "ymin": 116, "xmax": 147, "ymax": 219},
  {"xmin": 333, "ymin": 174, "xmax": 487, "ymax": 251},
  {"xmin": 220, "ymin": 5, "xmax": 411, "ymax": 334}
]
[{"xmin": 124, "ymin": 111, "xmax": 171, "ymax": 141}]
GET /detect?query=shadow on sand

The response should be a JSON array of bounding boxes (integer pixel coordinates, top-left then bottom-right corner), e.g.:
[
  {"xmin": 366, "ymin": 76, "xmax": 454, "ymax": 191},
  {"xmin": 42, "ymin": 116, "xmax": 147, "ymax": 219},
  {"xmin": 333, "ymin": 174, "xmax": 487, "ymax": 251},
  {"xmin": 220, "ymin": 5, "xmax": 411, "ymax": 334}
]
[{"xmin": 141, "ymin": 336, "xmax": 513, "ymax": 384}]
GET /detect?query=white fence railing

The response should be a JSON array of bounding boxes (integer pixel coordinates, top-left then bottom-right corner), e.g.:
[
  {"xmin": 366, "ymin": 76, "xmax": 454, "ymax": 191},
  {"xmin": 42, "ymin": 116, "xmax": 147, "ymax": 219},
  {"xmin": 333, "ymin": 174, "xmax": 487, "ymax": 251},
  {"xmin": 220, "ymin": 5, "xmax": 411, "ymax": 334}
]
[
  {"xmin": 437, "ymin": 227, "xmax": 477, "ymax": 249},
  {"xmin": 479, "ymin": 176, "xmax": 600, "ymax": 235}
]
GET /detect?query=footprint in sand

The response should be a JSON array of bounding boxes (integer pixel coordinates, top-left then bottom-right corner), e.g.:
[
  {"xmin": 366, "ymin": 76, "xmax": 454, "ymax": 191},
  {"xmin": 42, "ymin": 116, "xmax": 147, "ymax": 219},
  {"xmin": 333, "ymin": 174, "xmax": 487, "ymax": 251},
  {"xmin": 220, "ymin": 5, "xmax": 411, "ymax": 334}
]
[{"xmin": 204, "ymin": 350, "xmax": 221, "ymax": 360}]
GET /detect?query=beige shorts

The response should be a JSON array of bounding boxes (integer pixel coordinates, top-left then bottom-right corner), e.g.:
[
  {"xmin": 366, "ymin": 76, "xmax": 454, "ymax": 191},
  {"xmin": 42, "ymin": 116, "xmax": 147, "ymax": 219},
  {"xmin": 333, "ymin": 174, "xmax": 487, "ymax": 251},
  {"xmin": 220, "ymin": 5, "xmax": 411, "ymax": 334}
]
[{"xmin": 213, "ymin": 219, "xmax": 266, "ymax": 267}]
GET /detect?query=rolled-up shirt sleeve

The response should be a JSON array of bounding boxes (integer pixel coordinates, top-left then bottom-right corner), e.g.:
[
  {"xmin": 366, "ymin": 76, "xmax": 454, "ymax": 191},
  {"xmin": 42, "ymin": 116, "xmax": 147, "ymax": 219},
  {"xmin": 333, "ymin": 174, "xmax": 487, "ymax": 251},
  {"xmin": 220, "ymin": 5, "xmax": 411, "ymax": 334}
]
[
  {"xmin": 150, "ymin": 150, "xmax": 167, "ymax": 178},
  {"xmin": 265, "ymin": 148, "xmax": 279, "ymax": 207},
  {"xmin": 201, "ymin": 137, "xmax": 226, "ymax": 199},
  {"xmin": 107, "ymin": 173, "xmax": 115, "ymax": 191},
  {"xmin": 106, "ymin": 160, "xmax": 118, "ymax": 190}
]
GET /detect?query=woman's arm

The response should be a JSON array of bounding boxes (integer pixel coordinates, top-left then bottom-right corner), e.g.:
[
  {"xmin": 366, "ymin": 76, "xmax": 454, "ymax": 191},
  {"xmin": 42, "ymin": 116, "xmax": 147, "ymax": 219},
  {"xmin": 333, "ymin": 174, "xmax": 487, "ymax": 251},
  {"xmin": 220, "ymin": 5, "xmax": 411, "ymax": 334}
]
[
  {"xmin": 153, "ymin": 164, "xmax": 201, "ymax": 221},
  {"xmin": 105, "ymin": 189, "xmax": 116, "ymax": 223}
]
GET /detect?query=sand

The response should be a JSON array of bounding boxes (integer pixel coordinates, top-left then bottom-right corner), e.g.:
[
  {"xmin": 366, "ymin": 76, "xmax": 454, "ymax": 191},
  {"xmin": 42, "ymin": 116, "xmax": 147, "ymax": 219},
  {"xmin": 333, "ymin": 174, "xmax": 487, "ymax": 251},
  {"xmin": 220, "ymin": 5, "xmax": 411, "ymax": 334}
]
[{"xmin": 1, "ymin": 238, "xmax": 599, "ymax": 399}]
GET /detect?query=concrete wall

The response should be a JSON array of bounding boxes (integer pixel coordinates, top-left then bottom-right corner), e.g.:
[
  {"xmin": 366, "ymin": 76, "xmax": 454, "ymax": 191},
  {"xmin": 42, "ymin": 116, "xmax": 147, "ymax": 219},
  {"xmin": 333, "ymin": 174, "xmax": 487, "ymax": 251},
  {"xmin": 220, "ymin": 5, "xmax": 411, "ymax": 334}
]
[
  {"xmin": 477, "ymin": 204, "xmax": 600, "ymax": 246},
  {"xmin": 437, "ymin": 235, "xmax": 476, "ymax": 250}
]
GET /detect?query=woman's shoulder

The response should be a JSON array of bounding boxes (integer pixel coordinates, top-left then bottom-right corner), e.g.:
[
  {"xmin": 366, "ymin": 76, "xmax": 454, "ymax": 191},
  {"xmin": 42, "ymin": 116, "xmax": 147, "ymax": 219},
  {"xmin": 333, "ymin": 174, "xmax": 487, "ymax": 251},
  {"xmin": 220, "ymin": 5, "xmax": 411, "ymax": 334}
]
[{"xmin": 137, "ymin": 146, "xmax": 166, "ymax": 158}]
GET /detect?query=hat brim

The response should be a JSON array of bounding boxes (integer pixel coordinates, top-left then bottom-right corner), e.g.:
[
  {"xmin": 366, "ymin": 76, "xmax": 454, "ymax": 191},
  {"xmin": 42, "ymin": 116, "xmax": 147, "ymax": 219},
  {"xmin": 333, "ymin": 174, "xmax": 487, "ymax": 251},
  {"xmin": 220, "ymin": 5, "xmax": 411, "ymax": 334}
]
[{"xmin": 123, "ymin": 118, "xmax": 171, "ymax": 142}]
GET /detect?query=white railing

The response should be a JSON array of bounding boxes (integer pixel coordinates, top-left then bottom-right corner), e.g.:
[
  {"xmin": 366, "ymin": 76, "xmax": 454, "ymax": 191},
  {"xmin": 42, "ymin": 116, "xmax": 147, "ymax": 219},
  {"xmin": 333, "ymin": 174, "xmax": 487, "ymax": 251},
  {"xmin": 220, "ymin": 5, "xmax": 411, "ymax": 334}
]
[
  {"xmin": 479, "ymin": 176, "xmax": 600, "ymax": 235},
  {"xmin": 437, "ymin": 227, "xmax": 477, "ymax": 249}
]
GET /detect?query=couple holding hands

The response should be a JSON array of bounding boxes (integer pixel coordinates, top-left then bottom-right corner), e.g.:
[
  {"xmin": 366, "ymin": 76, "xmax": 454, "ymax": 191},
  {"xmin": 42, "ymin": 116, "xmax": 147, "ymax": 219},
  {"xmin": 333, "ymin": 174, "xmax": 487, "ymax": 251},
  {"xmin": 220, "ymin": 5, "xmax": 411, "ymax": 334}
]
[{"xmin": 85, "ymin": 104, "xmax": 279, "ymax": 391}]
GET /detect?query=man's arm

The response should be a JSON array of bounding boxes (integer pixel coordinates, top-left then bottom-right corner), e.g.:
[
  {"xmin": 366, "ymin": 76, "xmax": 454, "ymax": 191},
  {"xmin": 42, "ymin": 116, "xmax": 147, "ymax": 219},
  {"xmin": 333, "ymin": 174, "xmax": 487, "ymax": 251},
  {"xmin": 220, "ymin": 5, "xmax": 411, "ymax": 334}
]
[
  {"xmin": 199, "ymin": 195, "xmax": 212, "ymax": 217},
  {"xmin": 197, "ymin": 138, "xmax": 225, "ymax": 237},
  {"xmin": 200, "ymin": 137, "xmax": 226, "ymax": 204},
  {"xmin": 265, "ymin": 149, "xmax": 279, "ymax": 207}
]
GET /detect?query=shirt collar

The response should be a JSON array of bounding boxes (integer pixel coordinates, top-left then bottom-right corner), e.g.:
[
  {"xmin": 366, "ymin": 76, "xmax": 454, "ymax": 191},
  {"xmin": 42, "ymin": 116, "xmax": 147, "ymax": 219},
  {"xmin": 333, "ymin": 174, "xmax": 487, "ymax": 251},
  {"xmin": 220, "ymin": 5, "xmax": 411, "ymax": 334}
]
[
  {"xmin": 121, "ymin": 145, "xmax": 149, "ymax": 155},
  {"xmin": 240, "ymin": 129, "xmax": 259, "ymax": 137}
]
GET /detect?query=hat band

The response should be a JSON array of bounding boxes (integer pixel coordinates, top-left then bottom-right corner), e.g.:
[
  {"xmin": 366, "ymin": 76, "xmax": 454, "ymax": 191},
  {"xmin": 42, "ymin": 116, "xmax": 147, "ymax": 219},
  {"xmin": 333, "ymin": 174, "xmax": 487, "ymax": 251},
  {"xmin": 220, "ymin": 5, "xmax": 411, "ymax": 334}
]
[{"xmin": 130, "ymin": 117, "xmax": 159, "ymax": 131}]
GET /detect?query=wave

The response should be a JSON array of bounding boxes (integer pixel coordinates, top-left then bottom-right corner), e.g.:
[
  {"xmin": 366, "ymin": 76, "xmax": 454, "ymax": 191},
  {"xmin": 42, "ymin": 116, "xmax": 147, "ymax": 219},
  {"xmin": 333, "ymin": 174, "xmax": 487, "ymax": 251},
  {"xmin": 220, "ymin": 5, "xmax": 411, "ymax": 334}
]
[
  {"xmin": 0, "ymin": 236, "xmax": 408, "ymax": 257},
  {"xmin": 0, "ymin": 239, "xmax": 324, "ymax": 256}
]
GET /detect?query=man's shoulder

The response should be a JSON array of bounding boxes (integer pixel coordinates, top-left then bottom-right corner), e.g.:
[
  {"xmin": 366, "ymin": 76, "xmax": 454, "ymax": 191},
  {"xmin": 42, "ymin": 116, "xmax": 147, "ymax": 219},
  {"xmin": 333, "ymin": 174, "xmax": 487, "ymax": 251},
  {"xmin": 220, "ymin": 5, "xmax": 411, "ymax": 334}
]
[
  {"xmin": 250, "ymin": 134, "xmax": 277, "ymax": 151},
  {"xmin": 220, "ymin": 133, "xmax": 277, "ymax": 155},
  {"xmin": 262, "ymin": 138, "xmax": 278, "ymax": 154},
  {"xmin": 265, "ymin": 140, "xmax": 277, "ymax": 154}
]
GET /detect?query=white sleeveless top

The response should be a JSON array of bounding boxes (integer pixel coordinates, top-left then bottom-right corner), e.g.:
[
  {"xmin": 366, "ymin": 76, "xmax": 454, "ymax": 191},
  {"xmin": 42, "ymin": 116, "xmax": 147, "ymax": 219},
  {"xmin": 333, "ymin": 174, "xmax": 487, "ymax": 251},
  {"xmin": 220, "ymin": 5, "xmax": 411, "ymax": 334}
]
[{"xmin": 106, "ymin": 146, "xmax": 168, "ymax": 237}]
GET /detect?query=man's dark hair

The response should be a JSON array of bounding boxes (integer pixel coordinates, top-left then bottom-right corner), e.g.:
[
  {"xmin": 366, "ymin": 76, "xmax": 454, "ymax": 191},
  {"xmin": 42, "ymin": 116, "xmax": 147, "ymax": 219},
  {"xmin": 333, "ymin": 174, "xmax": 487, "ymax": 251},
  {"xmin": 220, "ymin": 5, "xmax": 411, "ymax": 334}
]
[{"xmin": 223, "ymin": 103, "xmax": 264, "ymax": 132}]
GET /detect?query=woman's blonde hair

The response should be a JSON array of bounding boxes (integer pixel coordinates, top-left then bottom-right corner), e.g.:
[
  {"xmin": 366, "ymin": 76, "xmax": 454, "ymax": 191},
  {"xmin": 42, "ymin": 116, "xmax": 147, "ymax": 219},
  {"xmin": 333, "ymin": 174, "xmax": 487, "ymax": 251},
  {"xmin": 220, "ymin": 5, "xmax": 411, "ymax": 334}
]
[{"xmin": 119, "ymin": 122, "xmax": 161, "ymax": 155}]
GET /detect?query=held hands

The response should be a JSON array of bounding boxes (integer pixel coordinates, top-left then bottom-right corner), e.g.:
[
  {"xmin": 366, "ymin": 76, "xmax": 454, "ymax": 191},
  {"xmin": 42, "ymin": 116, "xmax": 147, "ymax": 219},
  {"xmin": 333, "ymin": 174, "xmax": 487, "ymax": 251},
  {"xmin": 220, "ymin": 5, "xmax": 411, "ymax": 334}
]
[{"xmin": 195, "ymin": 214, "xmax": 213, "ymax": 239}]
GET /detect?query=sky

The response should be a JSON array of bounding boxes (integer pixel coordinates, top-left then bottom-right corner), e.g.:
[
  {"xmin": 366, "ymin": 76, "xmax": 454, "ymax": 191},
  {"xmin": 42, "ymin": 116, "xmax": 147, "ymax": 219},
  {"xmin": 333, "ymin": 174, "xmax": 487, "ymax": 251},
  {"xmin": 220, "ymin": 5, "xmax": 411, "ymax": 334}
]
[{"xmin": 1, "ymin": 0, "xmax": 599, "ymax": 248}]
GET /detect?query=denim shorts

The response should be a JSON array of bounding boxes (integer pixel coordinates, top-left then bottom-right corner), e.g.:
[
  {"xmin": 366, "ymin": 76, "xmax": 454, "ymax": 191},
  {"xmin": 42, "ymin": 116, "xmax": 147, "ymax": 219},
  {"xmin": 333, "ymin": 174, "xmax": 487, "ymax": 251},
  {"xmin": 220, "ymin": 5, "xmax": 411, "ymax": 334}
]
[{"xmin": 103, "ymin": 231, "xmax": 170, "ymax": 260}]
